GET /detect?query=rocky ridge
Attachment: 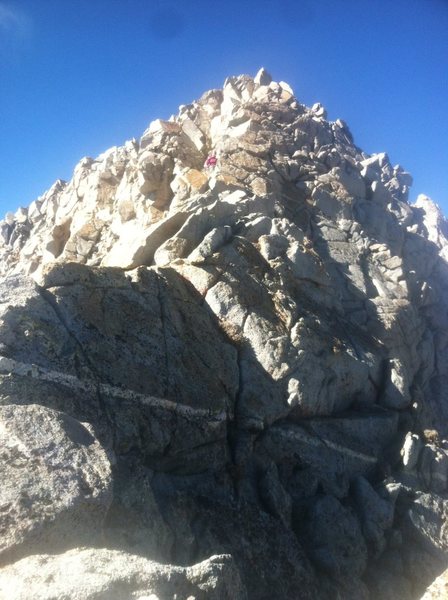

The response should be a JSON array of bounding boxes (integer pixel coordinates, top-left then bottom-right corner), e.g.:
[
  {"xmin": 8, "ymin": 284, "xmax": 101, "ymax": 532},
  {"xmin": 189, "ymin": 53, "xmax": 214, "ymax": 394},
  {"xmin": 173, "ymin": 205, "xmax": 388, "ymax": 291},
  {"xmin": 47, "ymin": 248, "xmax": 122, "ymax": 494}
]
[{"xmin": 0, "ymin": 68, "xmax": 447, "ymax": 599}]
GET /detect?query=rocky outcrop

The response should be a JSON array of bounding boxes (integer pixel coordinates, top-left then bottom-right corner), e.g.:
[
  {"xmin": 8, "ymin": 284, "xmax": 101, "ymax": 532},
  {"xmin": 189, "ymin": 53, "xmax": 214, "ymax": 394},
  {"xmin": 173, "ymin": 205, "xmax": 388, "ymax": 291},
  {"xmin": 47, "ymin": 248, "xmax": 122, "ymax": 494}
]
[
  {"xmin": 0, "ymin": 549, "xmax": 245, "ymax": 600},
  {"xmin": 0, "ymin": 68, "xmax": 447, "ymax": 599},
  {"xmin": 0, "ymin": 404, "xmax": 112, "ymax": 566}
]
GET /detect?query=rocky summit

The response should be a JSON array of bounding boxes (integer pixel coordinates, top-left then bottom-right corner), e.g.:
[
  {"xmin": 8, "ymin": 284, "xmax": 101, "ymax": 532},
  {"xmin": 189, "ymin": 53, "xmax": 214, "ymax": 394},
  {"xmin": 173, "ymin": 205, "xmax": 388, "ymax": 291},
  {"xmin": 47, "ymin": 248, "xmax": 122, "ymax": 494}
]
[{"xmin": 0, "ymin": 68, "xmax": 447, "ymax": 600}]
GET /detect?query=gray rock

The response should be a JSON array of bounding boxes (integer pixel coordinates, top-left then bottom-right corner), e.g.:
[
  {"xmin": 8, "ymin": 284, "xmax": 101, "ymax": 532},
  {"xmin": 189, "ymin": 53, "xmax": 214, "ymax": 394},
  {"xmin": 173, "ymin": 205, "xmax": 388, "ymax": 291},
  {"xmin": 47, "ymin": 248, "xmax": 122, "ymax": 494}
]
[
  {"xmin": 0, "ymin": 548, "xmax": 246, "ymax": 600},
  {"xmin": 407, "ymin": 492, "xmax": 448, "ymax": 554},
  {"xmin": 188, "ymin": 225, "xmax": 233, "ymax": 262},
  {"xmin": 302, "ymin": 495, "xmax": 367, "ymax": 578},
  {"xmin": 0, "ymin": 264, "xmax": 238, "ymax": 416},
  {"xmin": 0, "ymin": 69, "xmax": 448, "ymax": 600},
  {"xmin": 159, "ymin": 486, "xmax": 319, "ymax": 600},
  {"xmin": 360, "ymin": 163, "xmax": 380, "ymax": 183},
  {"xmin": 0, "ymin": 404, "xmax": 112, "ymax": 565},
  {"xmin": 0, "ymin": 265, "xmax": 239, "ymax": 475},
  {"xmin": 257, "ymin": 410, "xmax": 398, "ymax": 499},
  {"xmin": 258, "ymin": 462, "xmax": 292, "ymax": 527},
  {"xmin": 258, "ymin": 233, "xmax": 289, "ymax": 260},
  {"xmin": 333, "ymin": 165, "xmax": 366, "ymax": 198},
  {"xmin": 352, "ymin": 476, "xmax": 395, "ymax": 555}
]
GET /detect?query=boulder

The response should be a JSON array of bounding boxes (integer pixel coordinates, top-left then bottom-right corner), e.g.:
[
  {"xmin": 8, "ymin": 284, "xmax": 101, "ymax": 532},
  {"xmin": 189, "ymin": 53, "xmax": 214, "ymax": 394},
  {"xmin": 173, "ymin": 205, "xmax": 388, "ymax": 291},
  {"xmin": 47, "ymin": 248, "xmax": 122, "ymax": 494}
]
[
  {"xmin": 0, "ymin": 404, "xmax": 112, "ymax": 564},
  {"xmin": 0, "ymin": 548, "xmax": 246, "ymax": 600}
]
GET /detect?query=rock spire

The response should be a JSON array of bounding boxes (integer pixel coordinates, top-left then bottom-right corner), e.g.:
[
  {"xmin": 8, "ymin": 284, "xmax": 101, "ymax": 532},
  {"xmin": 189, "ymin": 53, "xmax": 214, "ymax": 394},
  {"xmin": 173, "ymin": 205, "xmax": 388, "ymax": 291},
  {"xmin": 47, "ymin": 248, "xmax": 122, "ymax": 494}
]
[{"xmin": 0, "ymin": 70, "xmax": 447, "ymax": 599}]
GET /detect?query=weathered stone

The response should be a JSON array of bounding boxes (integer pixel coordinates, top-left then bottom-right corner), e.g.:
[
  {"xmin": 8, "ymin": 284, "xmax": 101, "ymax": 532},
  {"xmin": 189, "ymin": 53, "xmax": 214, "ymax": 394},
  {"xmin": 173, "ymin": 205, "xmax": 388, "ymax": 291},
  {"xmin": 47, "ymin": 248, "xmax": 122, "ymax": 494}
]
[
  {"xmin": 188, "ymin": 225, "xmax": 233, "ymax": 263},
  {"xmin": 352, "ymin": 476, "xmax": 394, "ymax": 555},
  {"xmin": 0, "ymin": 264, "xmax": 238, "ymax": 475},
  {"xmin": 302, "ymin": 495, "xmax": 368, "ymax": 578},
  {"xmin": 0, "ymin": 548, "xmax": 246, "ymax": 600},
  {"xmin": 0, "ymin": 404, "xmax": 112, "ymax": 565},
  {"xmin": 0, "ymin": 69, "xmax": 448, "ymax": 600},
  {"xmin": 258, "ymin": 462, "xmax": 292, "ymax": 527},
  {"xmin": 407, "ymin": 493, "xmax": 448, "ymax": 554},
  {"xmin": 102, "ymin": 211, "xmax": 188, "ymax": 268},
  {"xmin": 257, "ymin": 411, "xmax": 398, "ymax": 498}
]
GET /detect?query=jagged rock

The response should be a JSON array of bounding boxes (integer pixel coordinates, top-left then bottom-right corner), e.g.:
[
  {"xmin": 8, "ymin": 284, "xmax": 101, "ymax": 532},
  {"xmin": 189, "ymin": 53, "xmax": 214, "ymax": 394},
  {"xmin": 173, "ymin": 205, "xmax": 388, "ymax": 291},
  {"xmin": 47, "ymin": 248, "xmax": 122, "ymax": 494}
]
[
  {"xmin": 0, "ymin": 264, "xmax": 238, "ymax": 474},
  {"xmin": 1, "ymin": 70, "xmax": 448, "ymax": 600},
  {"xmin": 407, "ymin": 493, "xmax": 448, "ymax": 555},
  {"xmin": 0, "ymin": 548, "xmax": 246, "ymax": 600},
  {"xmin": 254, "ymin": 67, "xmax": 272, "ymax": 86}
]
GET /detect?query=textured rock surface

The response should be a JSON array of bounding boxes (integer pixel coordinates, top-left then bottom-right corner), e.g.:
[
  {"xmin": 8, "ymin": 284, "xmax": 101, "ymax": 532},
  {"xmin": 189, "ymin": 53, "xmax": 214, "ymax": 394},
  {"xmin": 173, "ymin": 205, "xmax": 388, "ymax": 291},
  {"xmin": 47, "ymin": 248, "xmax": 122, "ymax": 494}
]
[
  {"xmin": 0, "ymin": 548, "xmax": 245, "ymax": 600},
  {"xmin": 420, "ymin": 568, "xmax": 448, "ymax": 600},
  {"xmin": 0, "ymin": 404, "xmax": 112, "ymax": 565},
  {"xmin": 0, "ymin": 68, "xmax": 447, "ymax": 599}
]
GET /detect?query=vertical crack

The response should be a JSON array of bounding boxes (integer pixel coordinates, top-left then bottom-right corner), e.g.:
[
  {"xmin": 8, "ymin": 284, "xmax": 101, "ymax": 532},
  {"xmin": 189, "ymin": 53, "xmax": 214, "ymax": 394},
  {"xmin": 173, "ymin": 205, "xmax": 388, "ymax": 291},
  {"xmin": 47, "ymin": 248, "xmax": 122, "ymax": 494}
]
[
  {"xmin": 36, "ymin": 285, "xmax": 116, "ymax": 447},
  {"xmin": 155, "ymin": 275, "xmax": 170, "ymax": 398},
  {"xmin": 226, "ymin": 313, "xmax": 249, "ymax": 499}
]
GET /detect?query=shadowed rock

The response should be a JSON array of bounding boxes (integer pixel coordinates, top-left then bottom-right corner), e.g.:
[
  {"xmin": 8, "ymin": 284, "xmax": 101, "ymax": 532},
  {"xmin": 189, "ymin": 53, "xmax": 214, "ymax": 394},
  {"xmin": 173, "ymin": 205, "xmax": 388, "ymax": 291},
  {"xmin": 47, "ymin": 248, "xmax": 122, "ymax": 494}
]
[{"xmin": 0, "ymin": 70, "xmax": 448, "ymax": 599}]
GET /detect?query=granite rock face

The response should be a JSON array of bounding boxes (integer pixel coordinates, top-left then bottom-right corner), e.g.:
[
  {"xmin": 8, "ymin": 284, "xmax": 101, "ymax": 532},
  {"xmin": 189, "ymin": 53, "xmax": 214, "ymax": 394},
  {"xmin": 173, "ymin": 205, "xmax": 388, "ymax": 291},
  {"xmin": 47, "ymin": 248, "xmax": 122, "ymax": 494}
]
[
  {"xmin": 0, "ymin": 404, "xmax": 112, "ymax": 566},
  {"xmin": 0, "ymin": 549, "xmax": 245, "ymax": 600},
  {"xmin": 0, "ymin": 68, "xmax": 447, "ymax": 599}
]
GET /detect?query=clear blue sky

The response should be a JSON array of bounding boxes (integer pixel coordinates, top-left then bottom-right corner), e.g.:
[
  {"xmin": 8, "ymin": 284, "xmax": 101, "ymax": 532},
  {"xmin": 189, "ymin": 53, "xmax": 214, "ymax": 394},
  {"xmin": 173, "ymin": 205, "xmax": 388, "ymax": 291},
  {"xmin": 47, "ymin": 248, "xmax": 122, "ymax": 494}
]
[{"xmin": 1, "ymin": 0, "xmax": 447, "ymax": 216}]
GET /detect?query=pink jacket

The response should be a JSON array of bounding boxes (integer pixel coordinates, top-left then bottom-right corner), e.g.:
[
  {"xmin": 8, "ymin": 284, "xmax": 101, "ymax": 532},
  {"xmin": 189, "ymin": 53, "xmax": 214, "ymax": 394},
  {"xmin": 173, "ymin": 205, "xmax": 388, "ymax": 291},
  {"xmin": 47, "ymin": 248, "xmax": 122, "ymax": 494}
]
[{"xmin": 205, "ymin": 155, "xmax": 217, "ymax": 168}]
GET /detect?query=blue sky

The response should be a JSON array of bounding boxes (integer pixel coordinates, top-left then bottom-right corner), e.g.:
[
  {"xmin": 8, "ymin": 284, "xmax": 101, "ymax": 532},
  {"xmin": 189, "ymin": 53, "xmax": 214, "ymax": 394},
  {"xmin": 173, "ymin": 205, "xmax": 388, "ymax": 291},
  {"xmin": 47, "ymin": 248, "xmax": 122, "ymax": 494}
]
[{"xmin": 1, "ymin": 0, "xmax": 447, "ymax": 216}]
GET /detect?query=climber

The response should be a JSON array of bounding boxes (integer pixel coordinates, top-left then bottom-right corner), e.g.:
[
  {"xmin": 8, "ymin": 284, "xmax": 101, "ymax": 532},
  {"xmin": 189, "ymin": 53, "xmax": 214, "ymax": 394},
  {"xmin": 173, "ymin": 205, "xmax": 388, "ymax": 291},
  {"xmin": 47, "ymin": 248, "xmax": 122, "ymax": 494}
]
[{"xmin": 204, "ymin": 152, "xmax": 218, "ymax": 170}]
